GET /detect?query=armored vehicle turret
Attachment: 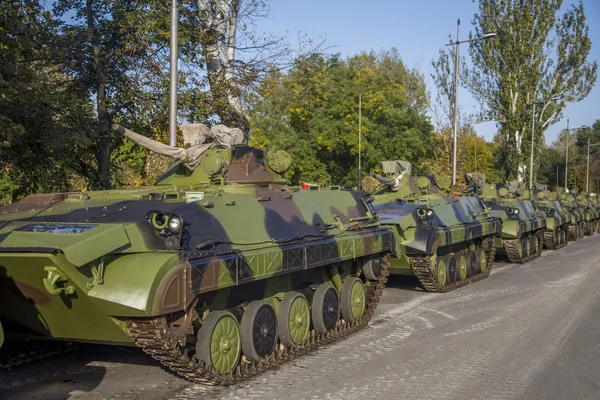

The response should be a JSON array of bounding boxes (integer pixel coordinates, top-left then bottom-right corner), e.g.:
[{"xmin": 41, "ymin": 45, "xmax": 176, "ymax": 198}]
[
  {"xmin": 556, "ymin": 188, "xmax": 585, "ymax": 240},
  {"xmin": 529, "ymin": 185, "xmax": 570, "ymax": 250},
  {"xmin": 369, "ymin": 161, "xmax": 501, "ymax": 292},
  {"xmin": 463, "ymin": 177, "xmax": 546, "ymax": 264},
  {"xmin": 0, "ymin": 124, "xmax": 393, "ymax": 383}
]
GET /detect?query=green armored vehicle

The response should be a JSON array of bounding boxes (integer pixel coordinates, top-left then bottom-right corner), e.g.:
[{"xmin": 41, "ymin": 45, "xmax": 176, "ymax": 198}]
[
  {"xmin": 464, "ymin": 176, "xmax": 546, "ymax": 264},
  {"xmin": 529, "ymin": 186, "xmax": 570, "ymax": 250},
  {"xmin": 369, "ymin": 162, "xmax": 501, "ymax": 292},
  {"xmin": 0, "ymin": 124, "xmax": 393, "ymax": 383},
  {"xmin": 556, "ymin": 189, "xmax": 585, "ymax": 241},
  {"xmin": 575, "ymin": 192, "xmax": 600, "ymax": 235}
]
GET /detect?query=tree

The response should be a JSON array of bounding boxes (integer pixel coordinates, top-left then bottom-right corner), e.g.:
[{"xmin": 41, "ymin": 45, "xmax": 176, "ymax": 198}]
[
  {"xmin": 248, "ymin": 50, "xmax": 434, "ymax": 186},
  {"xmin": 463, "ymin": 0, "xmax": 597, "ymax": 182},
  {"xmin": 197, "ymin": 0, "xmax": 325, "ymax": 137},
  {"xmin": 0, "ymin": 0, "xmax": 95, "ymax": 204},
  {"xmin": 429, "ymin": 47, "xmax": 497, "ymax": 184}
]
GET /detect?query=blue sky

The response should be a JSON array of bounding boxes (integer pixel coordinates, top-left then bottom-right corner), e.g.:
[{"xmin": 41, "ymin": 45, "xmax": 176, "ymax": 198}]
[{"xmin": 257, "ymin": 0, "xmax": 600, "ymax": 144}]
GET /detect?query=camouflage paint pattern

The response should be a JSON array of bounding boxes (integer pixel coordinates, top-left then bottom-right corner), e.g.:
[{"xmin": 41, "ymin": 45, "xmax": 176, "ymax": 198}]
[
  {"xmin": 0, "ymin": 146, "xmax": 392, "ymax": 347},
  {"xmin": 371, "ymin": 171, "xmax": 500, "ymax": 278}
]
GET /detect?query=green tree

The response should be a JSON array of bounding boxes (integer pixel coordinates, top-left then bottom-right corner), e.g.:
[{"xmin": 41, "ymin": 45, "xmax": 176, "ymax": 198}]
[
  {"xmin": 248, "ymin": 50, "xmax": 433, "ymax": 186},
  {"xmin": 463, "ymin": 0, "xmax": 597, "ymax": 182},
  {"xmin": 0, "ymin": 0, "xmax": 95, "ymax": 204}
]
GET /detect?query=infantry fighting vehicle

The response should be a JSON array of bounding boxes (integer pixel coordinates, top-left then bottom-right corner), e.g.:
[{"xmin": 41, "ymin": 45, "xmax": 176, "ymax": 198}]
[
  {"xmin": 575, "ymin": 192, "xmax": 600, "ymax": 235},
  {"xmin": 556, "ymin": 189, "xmax": 586, "ymax": 240},
  {"xmin": 369, "ymin": 162, "xmax": 501, "ymax": 292},
  {"xmin": 463, "ymin": 175, "xmax": 546, "ymax": 264},
  {"xmin": 0, "ymin": 124, "xmax": 393, "ymax": 384},
  {"xmin": 529, "ymin": 185, "xmax": 570, "ymax": 250}
]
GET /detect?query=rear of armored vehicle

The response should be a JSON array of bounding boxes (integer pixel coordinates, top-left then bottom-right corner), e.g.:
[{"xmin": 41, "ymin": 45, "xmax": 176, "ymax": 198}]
[
  {"xmin": 371, "ymin": 170, "xmax": 500, "ymax": 292},
  {"xmin": 0, "ymin": 148, "xmax": 394, "ymax": 383}
]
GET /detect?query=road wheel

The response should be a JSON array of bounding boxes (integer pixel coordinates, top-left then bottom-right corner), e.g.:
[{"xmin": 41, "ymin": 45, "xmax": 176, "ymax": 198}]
[
  {"xmin": 278, "ymin": 292, "xmax": 310, "ymax": 348},
  {"xmin": 446, "ymin": 255, "xmax": 457, "ymax": 283},
  {"xmin": 475, "ymin": 247, "xmax": 487, "ymax": 273},
  {"xmin": 240, "ymin": 301, "xmax": 278, "ymax": 362},
  {"xmin": 341, "ymin": 277, "xmax": 365, "ymax": 323},
  {"xmin": 196, "ymin": 311, "xmax": 241, "ymax": 374},
  {"xmin": 454, "ymin": 252, "xmax": 468, "ymax": 281},
  {"xmin": 465, "ymin": 250, "xmax": 477, "ymax": 277},
  {"xmin": 435, "ymin": 255, "xmax": 448, "ymax": 286},
  {"xmin": 312, "ymin": 285, "xmax": 339, "ymax": 334}
]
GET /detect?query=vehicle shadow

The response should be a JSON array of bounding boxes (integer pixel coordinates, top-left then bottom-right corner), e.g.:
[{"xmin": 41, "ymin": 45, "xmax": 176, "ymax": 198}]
[
  {"xmin": 0, "ymin": 344, "xmax": 155, "ymax": 400},
  {"xmin": 384, "ymin": 274, "xmax": 424, "ymax": 292}
]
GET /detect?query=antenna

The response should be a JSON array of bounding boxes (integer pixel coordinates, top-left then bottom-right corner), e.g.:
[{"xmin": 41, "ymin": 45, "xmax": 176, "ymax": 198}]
[
  {"xmin": 358, "ymin": 93, "xmax": 362, "ymax": 191},
  {"xmin": 168, "ymin": 0, "xmax": 179, "ymax": 146},
  {"xmin": 475, "ymin": 135, "xmax": 477, "ymax": 177}
]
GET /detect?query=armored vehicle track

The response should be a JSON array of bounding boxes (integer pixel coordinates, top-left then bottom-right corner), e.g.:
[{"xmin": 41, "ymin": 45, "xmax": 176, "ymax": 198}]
[
  {"xmin": 569, "ymin": 222, "xmax": 585, "ymax": 241},
  {"xmin": 543, "ymin": 226, "xmax": 569, "ymax": 250},
  {"xmin": 409, "ymin": 238, "xmax": 497, "ymax": 292},
  {"xmin": 503, "ymin": 231, "xmax": 544, "ymax": 264},
  {"xmin": 125, "ymin": 258, "xmax": 390, "ymax": 385}
]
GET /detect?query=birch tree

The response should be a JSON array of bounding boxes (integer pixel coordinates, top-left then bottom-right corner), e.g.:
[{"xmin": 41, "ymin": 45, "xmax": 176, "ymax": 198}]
[
  {"xmin": 197, "ymin": 0, "xmax": 324, "ymax": 138},
  {"xmin": 463, "ymin": 0, "xmax": 596, "ymax": 181}
]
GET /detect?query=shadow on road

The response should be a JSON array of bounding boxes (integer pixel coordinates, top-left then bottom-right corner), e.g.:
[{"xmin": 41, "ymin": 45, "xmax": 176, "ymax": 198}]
[
  {"xmin": 385, "ymin": 274, "xmax": 424, "ymax": 292},
  {"xmin": 0, "ymin": 344, "xmax": 156, "ymax": 400}
]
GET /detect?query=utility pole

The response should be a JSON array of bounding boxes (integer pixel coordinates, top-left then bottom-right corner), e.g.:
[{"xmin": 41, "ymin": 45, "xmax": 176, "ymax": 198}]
[
  {"xmin": 585, "ymin": 138, "xmax": 600, "ymax": 192},
  {"xmin": 529, "ymin": 101, "xmax": 536, "ymax": 190},
  {"xmin": 168, "ymin": 0, "xmax": 178, "ymax": 146},
  {"xmin": 358, "ymin": 93, "xmax": 362, "ymax": 191},
  {"xmin": 452, "ymin": 19, "xmax": 460, "ymax": 186},
  {"xmin": 565, "ymin": 119, "xmax": 569, "ymax": 191}
]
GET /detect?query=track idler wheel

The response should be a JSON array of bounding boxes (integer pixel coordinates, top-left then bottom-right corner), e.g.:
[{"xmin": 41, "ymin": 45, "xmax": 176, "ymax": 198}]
[
  {"xmin": 241, "ymin": 301, "xmax": 278, "ymax": 362},
  {"xmin": 278, "ymin": 292, "xmax": 310, "ymax": 348},
  {"xmin": 311, "ymin": 285, "xmax": 340, "ymax": 334},
  {"xmin": 196, "ymin": 311, "xmax": 242, "ymax": 374},
  {"xmin": 341, "ymin": 277, "xmax": 366, "ymax": 323},
  {"xmin": 362, "ymin": 257, "xmax": 382, "ymax": 281}
]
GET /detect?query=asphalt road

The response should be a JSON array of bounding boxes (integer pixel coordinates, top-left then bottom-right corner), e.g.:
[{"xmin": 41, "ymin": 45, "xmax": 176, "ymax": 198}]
[{"xmin": 1, "ymin": 235, "xmax": 600, "ymax": 400}]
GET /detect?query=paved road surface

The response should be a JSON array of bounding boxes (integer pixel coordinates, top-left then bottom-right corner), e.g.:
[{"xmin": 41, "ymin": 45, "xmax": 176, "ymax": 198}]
[{"xmin": 1, "ymin": 235, "xmax": 600, "ymax": 400}]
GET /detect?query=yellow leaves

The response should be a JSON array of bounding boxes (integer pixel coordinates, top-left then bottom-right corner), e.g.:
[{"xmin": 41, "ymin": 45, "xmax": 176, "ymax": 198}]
[{"xmin": 345, "ymin": 113, "xmax": 352, "ymax": 119}]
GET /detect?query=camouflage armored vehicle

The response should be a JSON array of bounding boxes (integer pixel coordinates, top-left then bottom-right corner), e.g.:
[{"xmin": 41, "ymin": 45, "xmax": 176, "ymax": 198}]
[
  {"xmin": 0, "ymin": 124, "xmax": 393, "ymax": 383},
  {"xmin": 575, "ymin": 192, "xmax": 600, "ymax": 235},
  {"xmin": 556, "ymin": 189, "xmax": 585, "ymax": 241},
  {"xmin": 529, "ymin": 185, "xmax": 570, "ymax": 250},
  {"xmin": 369, "ymin": 162, "xmax": 501, "ymax": 292},
  {"xmin": 463, "ymin": 176, "xmax": 546, "ymax": 264}
]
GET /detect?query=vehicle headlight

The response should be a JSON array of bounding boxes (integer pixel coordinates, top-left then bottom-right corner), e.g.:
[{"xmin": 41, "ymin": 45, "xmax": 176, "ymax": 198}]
[{"xmin": 168, "ymin": 215, "xmax": 182, "ymax": 233}]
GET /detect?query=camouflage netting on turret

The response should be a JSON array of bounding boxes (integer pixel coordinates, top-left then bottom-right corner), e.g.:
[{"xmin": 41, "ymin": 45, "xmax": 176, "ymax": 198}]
[
  {"xmin": 464, "ymin": 172, "xmax": 486, "ymax": 195},
  {"xmin": 113, "ymin": 123, "xmax": 245, "ymax": 171},
  {"xmin": 371, "ymin": 160, "xmax": 412, "ymax": 192}
]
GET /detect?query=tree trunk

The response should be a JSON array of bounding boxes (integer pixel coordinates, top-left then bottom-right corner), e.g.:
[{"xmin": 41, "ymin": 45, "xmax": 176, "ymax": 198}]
[
  {"xmin": 86, "ymin": 0, "xmax": 112, "ymax": 189},
  {"xmin": 198, "ymin": 0, "xmax": 249, "ymax": 137}
]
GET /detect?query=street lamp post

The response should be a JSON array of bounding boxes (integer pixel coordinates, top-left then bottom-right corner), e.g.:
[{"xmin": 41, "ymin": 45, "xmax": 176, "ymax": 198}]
[
  {"xmin": 586, "ymin": 138, "xmax": 600, "ymax": 192},
  {"xmin": 446, "ymin": 20, "xmax": 496, "ymax": 186},
  {"xmin": 168, "ymin": 0, "xmax": 178, "ymax": 147},
  {"xmin": 529, "ymin": 96, "xmax": 559, "ymax": 190},
  {"xmin": 565, "ymin": 119, "xmax": 569, "ymax": 191}
]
